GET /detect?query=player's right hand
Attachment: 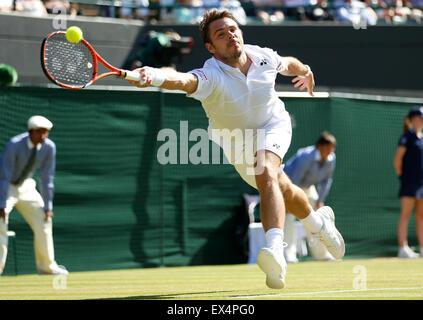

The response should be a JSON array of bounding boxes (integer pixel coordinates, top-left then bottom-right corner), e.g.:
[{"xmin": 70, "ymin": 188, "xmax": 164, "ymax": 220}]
[
  {"xmin": 0, "ymin": 208, "xmax": 5, "ymax": 222},
  {"xmin": 292, "ymin": 72, "xmax": 315, "ymax": 97},
  {"xmin": 127, "ymin": 67, "xmax": 152, "ymax": 88}
]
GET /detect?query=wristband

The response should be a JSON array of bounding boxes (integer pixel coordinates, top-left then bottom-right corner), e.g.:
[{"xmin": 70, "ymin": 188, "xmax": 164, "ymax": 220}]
[
  {"xmin": 145, "ymin": 67, "xmax": 166, "ymax": 87},
  {"xmin": 298, "ymin": 65, "xmax": 311, "ymax": 79}
]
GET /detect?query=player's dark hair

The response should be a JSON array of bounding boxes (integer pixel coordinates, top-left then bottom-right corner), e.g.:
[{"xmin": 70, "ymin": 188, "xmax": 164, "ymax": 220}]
[
  {"xmin": 200, "ymin": 9, "xmax": 238, "ymax": 44},
  {"xmin": 316, "ymin": 131, "xmax": 337, "ymax": 147}
]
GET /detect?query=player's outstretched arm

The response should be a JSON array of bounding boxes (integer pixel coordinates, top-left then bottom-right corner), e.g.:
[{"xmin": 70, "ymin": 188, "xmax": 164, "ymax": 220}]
[
  {"xmin": 279, "ymin": 57, "xmax": 315, "ymax": 97},
  {"xmin": 127, "ymin": 67, "xmax": 198, "ymax": 94}
]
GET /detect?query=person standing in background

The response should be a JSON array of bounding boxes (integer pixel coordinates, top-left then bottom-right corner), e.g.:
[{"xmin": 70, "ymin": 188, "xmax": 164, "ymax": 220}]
[
  {"xmin": 393, "ymin": 106, "xmax": 423, "ymax": 258},
  {"xmin": 0, "ymin": 115, "xmax": 68, "ymax": 275}
]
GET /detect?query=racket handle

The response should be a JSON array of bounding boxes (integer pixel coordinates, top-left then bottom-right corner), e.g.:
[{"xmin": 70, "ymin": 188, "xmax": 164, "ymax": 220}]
[{"xmin": 122, "ymin": 70, "xmax": 142, "ymax": 82}]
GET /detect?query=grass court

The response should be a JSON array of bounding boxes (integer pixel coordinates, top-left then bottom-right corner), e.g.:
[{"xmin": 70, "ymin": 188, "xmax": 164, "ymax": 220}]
[{"xmin": 1, "ymin": 258, "xmax": 422, "ymax": 300}]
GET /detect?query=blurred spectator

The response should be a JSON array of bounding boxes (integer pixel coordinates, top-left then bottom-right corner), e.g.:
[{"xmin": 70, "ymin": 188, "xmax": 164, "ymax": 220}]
[
  {"xmin": 364, "ymin": 0, "xmax": 387, "ymax": 21},
  {"xmin": 203, "ymin": 0, "xmax": 221, "ymax": 8},
  {"xmin": 382, "ymin": 0, "xmax": 422, "ymax": 23},
  {"xmin": 0, "ymin": 0, "xmax": 14, "ymax": 12},
  {"xmin": 252, "ymin": 0, "xmax": 285, "ymax": 24},
  {"xmin": 405, "ymin": 0, "xmax": 423, "ymax": 9},
  {"xmin": 42, "ymin": 0, "xmax": 77, "ymax": 16},
  {"xmin": 121, "ymin": 0, "xmax": 150, "ymax": 21},
  {"xmin": 335, "ymin": 0, "xmax": 378, "ymax": 26},
  {"xmin": 239, "ymin": 0, "xmax": 259, "ymax": 18},
  {"xmin": 161, "ymin": 0, "xmax": 247, "ymax": 24},
  {"xmin": 304, "ymin": 0, "xmax": 335, "ymax": 21},
  {"xmin": 173, "ymin": 0, "xmax": 204, "ymax": 23},
  {"xmin": 406, "ymin": 0, "xmax": 423, "ymax": 23},
  {"xmin": 408, "ymin": 6, "xmax": 423, "ymax": 23},
  {"xmin": 15, "ymin": 0, "xmax": 48, "ymax": 16},
  {"xmin": 158, "ymin": 0, "xmax": 177, "ymax": 22},
  {"xmin": 221, "ymin": 0, "xmax": 248, "ymax": 24},
  {"xmin": 283, "ymin": 0, "xmax": 310, "ymax": 21},
  {"xmin": 71, "ymin": 2, "xmax": 99, "ymax": 16}
]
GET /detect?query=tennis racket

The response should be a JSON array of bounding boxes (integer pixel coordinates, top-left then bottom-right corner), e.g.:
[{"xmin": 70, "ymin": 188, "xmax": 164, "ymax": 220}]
[{"xmin": 40, "ymin": 31, "xmax": 142, "ymax": 89}]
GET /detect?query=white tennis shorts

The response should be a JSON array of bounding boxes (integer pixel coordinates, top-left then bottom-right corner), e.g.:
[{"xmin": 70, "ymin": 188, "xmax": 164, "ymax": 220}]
[{"xmin": 209, "ymin": 115, "xmax": 292, "ymax": 189}]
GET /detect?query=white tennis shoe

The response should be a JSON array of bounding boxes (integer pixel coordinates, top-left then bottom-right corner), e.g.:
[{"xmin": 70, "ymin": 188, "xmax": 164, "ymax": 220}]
[
  {"xmin": 38, "ymin": 264, "xmax": 69, "ymax": 275},
  {"xmin": 257, "ymin": 245, "xmax": 287, "ymax": 289},
  {"xmin": 311, "ymin": 206, "xmax": 345, "ymax": 260},
  {"xmin": 398, "ymin": 246, "xmax": 419, "ymax": 259}
]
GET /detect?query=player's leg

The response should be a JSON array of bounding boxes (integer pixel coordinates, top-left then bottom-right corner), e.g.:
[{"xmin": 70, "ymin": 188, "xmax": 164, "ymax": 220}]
[
  {"xmin": 278, "ymin": 171, "xmax": 312, "ymax": 219},
  {"xmin": 245, "ymin": 123, "xmax": 292, "ymax": 288},
  {"xmin": 397, "ymin": 196, "xmax": 418, "ymax": 258},
  {"xmin": 278, "ymin": 172, "xmax": 345, "ymax": 260},
  {"xmin": 303, "ymin": 186, "xmax": 334, "ymax": 261},
  {"xmin": 255, "ymin": 150, "xmax": 285, "ymax": 232},
  {"xmin": 212, "ymin": 130, "xmax": 287, "ymax": 288},
  {"xmin": 254, "ymin": 149, "xmax": 287, "ymax": 289},
  {"xmin": 14, "ymin": 179, "xmax": 67, "ymax": 274},
  {"xmin": 0, "ymin": 186, "xmax": 19, "ymax": 275}
]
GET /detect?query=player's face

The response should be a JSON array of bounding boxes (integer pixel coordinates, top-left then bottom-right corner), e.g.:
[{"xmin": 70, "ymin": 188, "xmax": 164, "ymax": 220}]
[
  {"xmin": 29, "ymin": 128, "xmax": 50, "ymax": 145},
  {"xmin": 206, "ymin": 18, "xmax": 244, "ymax": 63}
]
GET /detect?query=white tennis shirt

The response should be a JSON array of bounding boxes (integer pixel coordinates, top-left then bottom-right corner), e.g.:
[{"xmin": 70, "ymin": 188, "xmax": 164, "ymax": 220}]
[{"xmin": 188, "ymin": 44, "xmax": 290, "ymax": 131}]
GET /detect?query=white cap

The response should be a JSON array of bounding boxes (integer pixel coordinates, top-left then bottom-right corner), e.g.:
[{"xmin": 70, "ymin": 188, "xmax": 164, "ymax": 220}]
[{"xmin": 27, "ymin": 115, "xmax": 53, "ymax": 130}]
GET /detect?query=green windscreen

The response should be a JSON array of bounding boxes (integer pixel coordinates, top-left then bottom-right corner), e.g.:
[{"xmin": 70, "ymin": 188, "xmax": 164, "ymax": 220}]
[{"xmin": 0, "ymin": 86, "xmax": 418, "ymax": 275}]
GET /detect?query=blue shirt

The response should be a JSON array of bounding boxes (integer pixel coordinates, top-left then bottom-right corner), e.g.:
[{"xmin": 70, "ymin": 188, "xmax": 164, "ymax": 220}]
[
  {"xmin": 284, "ymin": 145, "xmax": 336, "ymax": 203},
  {"xmin": 398, "ymin": 129, "xmax": 423, "ymax": 185},
  {"xmin": 0, "ymin": 132, "xmax": 56, "ymax": 211}
]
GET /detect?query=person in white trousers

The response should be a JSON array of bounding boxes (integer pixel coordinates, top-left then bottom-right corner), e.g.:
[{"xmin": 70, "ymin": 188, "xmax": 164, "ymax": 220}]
[{"xmin": 0, "ymin": 115, "xmax": 68, "ymax": 275}]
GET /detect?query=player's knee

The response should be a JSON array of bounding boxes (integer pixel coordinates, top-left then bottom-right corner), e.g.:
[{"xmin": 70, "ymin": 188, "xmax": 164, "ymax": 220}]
[{"xmin": 255, "ymin": 164, "xmax": 279, "ymax": 190}]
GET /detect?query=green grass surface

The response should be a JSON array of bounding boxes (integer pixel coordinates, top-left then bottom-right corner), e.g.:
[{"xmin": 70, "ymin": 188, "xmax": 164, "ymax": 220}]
[{"xmin": 1, "ymin": 258, "xmax": 422, "ymax": 300}]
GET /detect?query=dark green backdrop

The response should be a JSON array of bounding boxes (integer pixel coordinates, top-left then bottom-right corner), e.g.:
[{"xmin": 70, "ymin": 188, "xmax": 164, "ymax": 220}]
[{"xmin": 0, "ymin": 87, "xmax": 418, "ymax": 275}]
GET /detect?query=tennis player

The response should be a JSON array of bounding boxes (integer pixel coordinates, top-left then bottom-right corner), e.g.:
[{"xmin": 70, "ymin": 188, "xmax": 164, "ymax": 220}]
[
  {"xmin": 0, "ymin": 115, "xmax": 68, "ymax": 275},
  {"xmin": 128, "ymin": 9, "xmax": 345, "ymax": 289}
]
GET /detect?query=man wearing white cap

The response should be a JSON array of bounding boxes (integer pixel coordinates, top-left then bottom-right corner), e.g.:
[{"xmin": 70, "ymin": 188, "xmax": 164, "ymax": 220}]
[{"xmin": 0, "ymin": 115, "xmax": 68, "ymax": 275}]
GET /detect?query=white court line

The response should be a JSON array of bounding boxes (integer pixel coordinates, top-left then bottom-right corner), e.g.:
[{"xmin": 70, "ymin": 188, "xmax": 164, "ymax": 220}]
[
  {"xmin": 229, "ymin": 286, "xmax": 423, "ymax": 299},
  {"xmin": 277, "ymin": 92, "xmax": 330, "ymax": 98}
]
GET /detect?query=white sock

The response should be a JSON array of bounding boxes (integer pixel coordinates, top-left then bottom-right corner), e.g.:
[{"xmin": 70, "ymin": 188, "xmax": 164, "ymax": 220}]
[
  {"xmin": 300, "ymin": 210, "xmax": 323, "ymax": 233},
  {"xmin": 265, "ymin": 228, "xmax": 284, "ymax": 249}
]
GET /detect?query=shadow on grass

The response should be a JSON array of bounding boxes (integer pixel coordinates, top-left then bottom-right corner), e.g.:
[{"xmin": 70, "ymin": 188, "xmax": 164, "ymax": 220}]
[{"xmin": 95, "ymin": 290, "xmax": 235, "ymax": 300}]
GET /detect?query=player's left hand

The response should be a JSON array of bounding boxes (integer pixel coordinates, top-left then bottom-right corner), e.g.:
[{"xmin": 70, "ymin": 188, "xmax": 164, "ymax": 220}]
[
  {"xmin": 45, "ymin": 210, "xmax": 54, "ymax": 221},
  {"xmin": 292, "ymin": 72, "xmax": 315, "ymax": 97}
]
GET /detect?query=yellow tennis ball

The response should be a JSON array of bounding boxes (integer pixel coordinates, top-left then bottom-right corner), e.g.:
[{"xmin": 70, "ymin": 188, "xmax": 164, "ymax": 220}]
[{"xmin": 66, "ymin": 26, "xmax": 83, "ymax": 43}]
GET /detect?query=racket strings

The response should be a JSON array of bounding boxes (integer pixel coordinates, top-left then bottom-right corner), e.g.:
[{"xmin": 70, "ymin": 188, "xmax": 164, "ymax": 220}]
[{"xmin": 44, "ymin": 34, "xmax": 94, "ymax": 87}]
